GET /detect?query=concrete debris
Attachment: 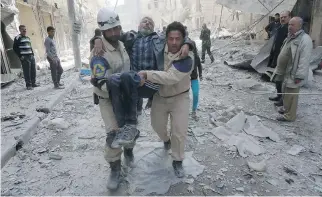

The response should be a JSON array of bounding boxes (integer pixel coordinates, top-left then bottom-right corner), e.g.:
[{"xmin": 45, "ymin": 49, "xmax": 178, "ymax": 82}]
[
  {"xmin": 283, "ymin": 166, "xmax": 298, "ymax": 176},
  {"xmin": 47, "ymin": 118, "xmax": 70, "ymax": 130},
  {"xmin": 37, "ymin": 148, "xmax": 48, "ymax": 154},
  {"xmin": 236, "ymin": 187, "xmax": 244, "ymax": 192},
  {"xmin": 49, "ymin": 153, "xmax": 63, "ymax": 160},
  {"xmin": 187, "ymin": 185, "xmax": 194, "ymax": 193},
  {"xmin": 247, "ymin": 160, "xmax": 266, "ymax": 172},
  {"xmin": 185, "ymin": 178, "xmax": 194, "ymax": 184},
  {"xmin": 287, "ymin": 145, "xmax": 305, "ymax": 156},
  {"xmin": 285, "ymin": 178, "xmax": 294, "ymax": 184},
  {"xmin": 78, "ymin": 136, "xmax": 95, "ymax": 139},
  {"xmin": 243, "ymin": 116, "xmax": 280, "ymax": 141},
  {"xmin": 216, "ymin": 182, "xmax": 225, "ymax": 188},
  {"xmin": 266, "ymin": 179, "xmax": 278, "ymax": 186}
]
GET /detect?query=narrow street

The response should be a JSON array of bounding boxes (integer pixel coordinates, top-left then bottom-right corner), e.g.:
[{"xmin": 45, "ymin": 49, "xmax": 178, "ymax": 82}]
[{"xmin": 1, "ymin": 39, "xmax": 322, "ymax": 196}]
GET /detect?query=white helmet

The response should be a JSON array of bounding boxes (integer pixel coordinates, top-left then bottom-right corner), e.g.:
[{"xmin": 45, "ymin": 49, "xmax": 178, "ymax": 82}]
[{"xmin": 97, "ymin": 8, "xmax": 121, "ymax": 31}]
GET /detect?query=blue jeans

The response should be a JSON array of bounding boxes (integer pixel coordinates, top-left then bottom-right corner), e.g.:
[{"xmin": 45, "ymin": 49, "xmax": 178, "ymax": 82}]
[{"xmin": 191, "ymin": 79, "xmax": 199, "ymax": 112}]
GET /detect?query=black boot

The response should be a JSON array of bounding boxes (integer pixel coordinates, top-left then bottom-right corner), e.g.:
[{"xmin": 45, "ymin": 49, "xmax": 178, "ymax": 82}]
[
  {"xmin": 269, "ymin": 96, "xmax": 281, "ymax": 102},
  {"xmin": 164, "ymin": 140, "xmax": 171, "ymax": 150},
  {"xmin": 172, "ymin": 160, "xmax": 185, "ymax": 178},
  {"xmin": 124, "ymin": 148, "xmax": 134, "ymax": 167},
  {"xmin": 54, "ymin": 83, "xmax": 65, "ymax": 89},
  {"xmin": 274, "ymin": 99, "xmax": 283, "ymax": 107},
  {"xmin": 107, "ymin": 160, "xmax": 121, "ymax": 190}
]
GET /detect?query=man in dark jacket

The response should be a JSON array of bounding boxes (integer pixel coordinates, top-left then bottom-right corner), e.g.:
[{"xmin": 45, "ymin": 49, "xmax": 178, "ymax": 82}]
[
  {"xmin": 200, "ymin": 23, "xmax": 214, "ymax": 63},
  {"xmin": 265, "ymin": 13, "xmax": 281, "ymax": 39},
  {"xmin": 268, "ymin": 11, "xmax": 291, "ymax": 106},
  {"xmin": 90, "ymin": 28, "xmax": 102, "ymax": 51},
  {"xmin": 13, "ymin": 25, "xmax": 38, "ymax": 90}
]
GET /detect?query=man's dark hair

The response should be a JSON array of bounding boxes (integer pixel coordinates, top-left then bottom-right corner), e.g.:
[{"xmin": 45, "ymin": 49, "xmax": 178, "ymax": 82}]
[
  {"xmin": 47, "ymin": 26, "xmax": 55, "ymax": 32},
  {"xmin": 19, "ymin": 25, "xmax": 26, "ymax": 30},
  {"xmin": 275, "ymin": 13, "xmax": 280, "ymax": 17},
  {"xmin": 166, "ymin": 21, "xmax": 186, "ymax": 38},
  {"xmin": 94, "ymin": 28, "xmax": 101, "ymax": 36}
]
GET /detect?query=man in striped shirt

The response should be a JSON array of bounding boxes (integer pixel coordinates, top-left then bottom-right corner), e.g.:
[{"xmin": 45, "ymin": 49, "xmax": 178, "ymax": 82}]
[{"xmin": 13, "ymin": 25, "xmax": 39, "ymax": 90}]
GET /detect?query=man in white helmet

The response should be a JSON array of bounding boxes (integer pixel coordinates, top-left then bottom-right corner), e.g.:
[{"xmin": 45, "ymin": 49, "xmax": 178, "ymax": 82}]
[{"xmin": 90, "ymin": 7, "xmax": 134, "ymax": 190}]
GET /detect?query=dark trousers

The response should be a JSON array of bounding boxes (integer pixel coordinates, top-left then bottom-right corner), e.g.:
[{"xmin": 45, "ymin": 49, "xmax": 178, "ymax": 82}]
[
  {"xmin": 137, "ymin": 98, "xmax": 143, "ymax": 112},
  {"xmin": 107, "ymin": 72, "xmax": 140, "ymax": 127},
  {"xmin": 107, "ymin": 71, "xmax": 158, "ymax": 127},
  {"xmin": 275, "ymin": 81, "xmax": 283, "ymax": 100},
  {"xmin": 201, "ymin": 45, "xmax": 214, "ymax": 62},
  {"xmin": 47, "ymin": 58, "xmax": 63, "ymax": 85},
  {"xmin": 21, "ymin": 55, "xmax": 36, "ymax": 87}
]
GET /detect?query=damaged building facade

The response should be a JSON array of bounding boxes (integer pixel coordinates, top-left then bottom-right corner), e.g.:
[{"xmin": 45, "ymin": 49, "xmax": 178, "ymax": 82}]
[{"xmin": 0, "ymin": 0, "xmax": 103, "ymax": 84}]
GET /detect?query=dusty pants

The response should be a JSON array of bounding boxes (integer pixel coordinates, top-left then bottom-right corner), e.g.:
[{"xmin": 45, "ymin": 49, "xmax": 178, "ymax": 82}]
[
  {"xmin": 47, "ymin": 58, "xmax": 63, "ymax": 85},
  {"xmin": 99, "ymin": 97, "xmax": 134, "ymax": 162},
  {"xmin": 150, "ymin": 92, "xmax": 190, "ymax": 161},
  {"xmin": 283, "ymin": 87, "xmax": 300, "ymax": 121},
  {"xmin": 201, "ymin": 45, "xmax": 214, "ymax": 62},
  {"xmin": 21, "ymin": 55, "xmax": 36, "ymax": 87}
]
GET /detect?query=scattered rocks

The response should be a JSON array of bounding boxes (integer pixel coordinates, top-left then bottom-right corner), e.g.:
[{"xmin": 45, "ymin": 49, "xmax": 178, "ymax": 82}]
[
  {"xmin": 287, "ymin": 145, "xmax": 305, "ymax": 156},
  {"xmin": 283, "ymin": 166, "xmax": 297, "ymax": 176},
  {"xmin": 236, "ymin": 187, "xmax": 244, "ymax": 192},
  {"xmin": 49, "ymin": 153, "xmax": 63, "ymax": 160},
  {"xmin": 216, "ymin": 182, "xmax": 225, "ymax": 188},
  {"xmin": 187, "ymin": 185, "xmax": 194, "ymax": 193},
  {"xmin": 247, "ymin": 160, "xmax": 266, "ymax": 172},
  {"xmin": 37, "ymin": 148, "xmax": 48, "ymax": 154},
  {"xmin": 78, "ymin": 136, "xmax": 95, "ymax": 139},
  {"xmin": 285, "ymin": 178, "xmax": 294, "ymax": 184},
  {"xmin": 266, "ymin": 179, "xmax": 278, "ymax": 186},
  {"xmin": 184, "ymin": 179, "xmax": 194, "ymax": 184},
  {"xmin": 76, "ymin": 144, "xmax": 88, "ymax": 150},
  {"xmin": 47, "ymin": 118, "xmax": 69, "ymax": 130}
]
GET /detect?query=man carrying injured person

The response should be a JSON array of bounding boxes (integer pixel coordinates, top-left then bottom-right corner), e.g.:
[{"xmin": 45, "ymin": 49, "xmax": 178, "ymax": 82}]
[
  {"xmin": 92, "ymin": 19, "xmax": 193, "ymax": 148},
  {"xmin": 138, "ymin": 21, "xmax": 194, "ymax": 178},
  {"xmin": 91, "ymin": 9, "xmax": 193, "ymax": 189}
]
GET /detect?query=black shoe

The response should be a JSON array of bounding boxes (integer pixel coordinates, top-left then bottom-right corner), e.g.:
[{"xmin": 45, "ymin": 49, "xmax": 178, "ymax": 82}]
[
  {"xmin": 269, "ymin": 96, "xmax": 280, "ymax": 102},
  {"xmin": 201, "ymin": 60, "xmax": 205, "ymax": 64},
  {"xmin": 32, "ymin": 83, "xmax": 40, "ymax": 87},
  {"xmin": 26, "ymin": 86, "xmax": 33, "ymax": 90},
  {"xmin": 172, "ymin": 161, "xmax": 185, "ymax": 178},
  {"xmin": 211, "ymin": 58, "xmax": 214, "ymax": 63},
  {"xmin": 58, "ymin": 82, "xmax": 64, "ymax": 87},
  {"xmin": 274, "ymin": 101, "xmax": 283, "ymax": 107},
  {"xmin": 107, "ymin": 160, "xmax": 121, "ymax": 190},
  {"xmin": 278, "ymin": 108, "xmax": 285, "ymax": 115},
  {"xmin": 276, "ymin": 116, "xmax": 292, "ymax": 122},
  {"xmin": 111, "ymin": 125, "xmax": 140, "ymax": 148},
  {"xmin": 124, "ymin": 148, "xmax": 134, "ymax": 167},
  {"xmin": 164, "ymin": 140, "xmax": 171, "ymax": 150},
  {"xmin": 54, "ymin": 84, "xmax": 65, "ymax": 89}
]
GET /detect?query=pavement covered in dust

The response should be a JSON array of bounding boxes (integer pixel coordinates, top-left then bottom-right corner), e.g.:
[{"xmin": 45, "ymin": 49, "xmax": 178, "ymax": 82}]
[{"xmin": 1, "ymin": 39, "xmax": 322, "ymax": 196}]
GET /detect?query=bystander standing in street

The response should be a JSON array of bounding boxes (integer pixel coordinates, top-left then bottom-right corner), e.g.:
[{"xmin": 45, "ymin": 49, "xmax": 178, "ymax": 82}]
[
  {"xmin": 268, "ymin": 11, "xmax": 291, "ymax": 107},
  {"xmin": 13, "ymin": 25, "xmax": 39, "ymax": 90},
  {"xmin": 200, "ymin": 23, "xmax": 214, "ymax": 64},
  {"xmin": 272, "ymin": 17, "xmax": 313, "ymax": 122},
  {"xmin": 44, "ymin": 26, "xmax": 64, "ymax": 89},
  {"xmin": 265, "ymin": 13, "xmax": 281, "ymax": 39}
]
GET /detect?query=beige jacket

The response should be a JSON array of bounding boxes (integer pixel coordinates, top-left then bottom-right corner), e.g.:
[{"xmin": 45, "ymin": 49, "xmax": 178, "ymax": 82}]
[
  {"xmin": 90, "ymin": 37, "xmax": 130, "ymax": 98},
  {"xmin": 146, "ymin": 45, "xmax": 194, "ymax": 97},
  {"xmin": 274, "ymin": 31, "xmax": 313, "ymax": 88}
]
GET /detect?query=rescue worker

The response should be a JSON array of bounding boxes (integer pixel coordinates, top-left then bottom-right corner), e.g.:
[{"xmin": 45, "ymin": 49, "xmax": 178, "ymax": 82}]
[
  {"xmin": 272, "ymin": 17, "xmax": 313, "ymax": 122},
  {"xmin": 92, "ymin": 17, "xmax": 193, "ymax": 150},
  {"xmin": 268, "ymin": 11, "xmax": 291, "ymax": 106},
  {"xmin": 89, "ymin": 28, "xmax": 102, "ymax": 51},
  {"xmin": 44, "ymin": 26, "xmax": 64, "ymax": 89},
  {"xmin": 90, "ymin": 8, "xmax": 133, "ymax": 190},
  {"xmin": 13, "ymin": 25, "xmax": 39, "ymax": 90},
  {"xmin": 265, "ymin": 13, "xmax": 281, "ymax": 39},
  {"xmin": 138, "ymin": 21, "xmax": 194, "ymax": 178},
  {"xmin": 200, "ymin": 23, "xmax": 214, "ymax": 64}
]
